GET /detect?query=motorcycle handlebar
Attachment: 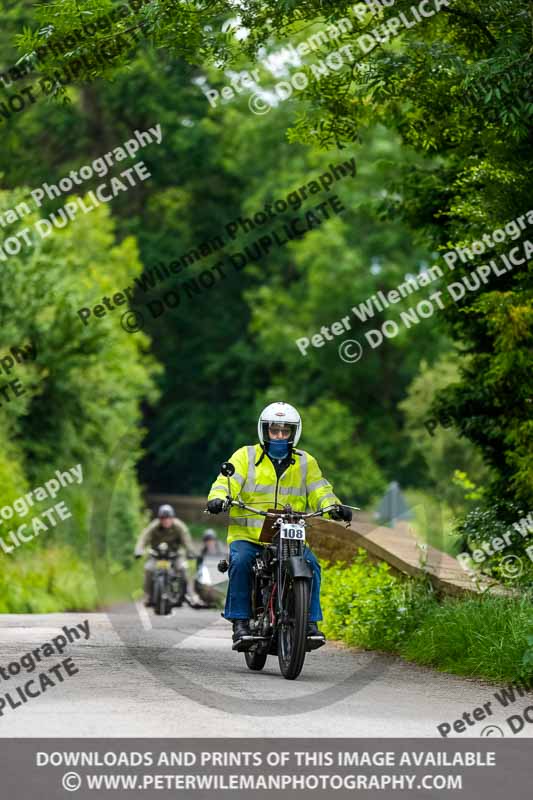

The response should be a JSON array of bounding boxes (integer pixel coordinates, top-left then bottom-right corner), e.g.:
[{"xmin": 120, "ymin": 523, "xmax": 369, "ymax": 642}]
[
  {"xmin": 204, "ymin": 498, "xmax": 359, "ymax": 520},
  {"xmin": 224, "ymin": 499, "xmax": 341, "ymax": 519}
]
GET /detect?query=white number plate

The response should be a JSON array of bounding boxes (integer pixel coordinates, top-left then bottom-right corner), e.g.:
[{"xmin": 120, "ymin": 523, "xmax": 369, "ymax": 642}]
[{"xmin": 280, "ymin": 523, "xmax": 305, "ymax": 542}]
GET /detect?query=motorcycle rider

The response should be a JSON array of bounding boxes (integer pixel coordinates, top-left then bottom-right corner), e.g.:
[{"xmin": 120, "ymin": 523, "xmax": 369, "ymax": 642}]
[
  {"xmin": 134, "ymin": 504, "xmax": 195, "ymax": 606},
  {"xmin": 206, "ymin": 402, "xmax": 352, "ymax": 646},
  {"xmin": 199, "ymin": 529, "xmax": 226, "ymax": 558},
  {"xmin": 194, "ymin": 530, "xmax": 226, "ymax": 607}
]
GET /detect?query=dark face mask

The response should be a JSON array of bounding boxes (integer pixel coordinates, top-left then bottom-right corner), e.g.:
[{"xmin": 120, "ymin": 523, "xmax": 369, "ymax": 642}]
[{"xmin": 268, "ymin": 439, "xmax": 290, "ymax": 459}]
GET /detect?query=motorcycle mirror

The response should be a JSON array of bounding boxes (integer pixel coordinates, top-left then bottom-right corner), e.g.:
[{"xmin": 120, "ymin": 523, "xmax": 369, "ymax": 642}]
[{"xmin": 220, "ymin": 462, "xmax": 235, "ymax": 477}]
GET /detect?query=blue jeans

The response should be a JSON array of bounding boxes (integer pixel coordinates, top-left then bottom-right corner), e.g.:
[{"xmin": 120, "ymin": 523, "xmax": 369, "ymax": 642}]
[{"xmin": 224, "ymin": 540, "xmax": 322, "ymax": 622}]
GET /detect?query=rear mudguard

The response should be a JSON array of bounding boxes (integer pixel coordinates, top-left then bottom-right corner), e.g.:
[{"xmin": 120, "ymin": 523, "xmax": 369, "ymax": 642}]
[{"xmin": 285, "ymin": 555, "xmax": 313, "ymax": 580}]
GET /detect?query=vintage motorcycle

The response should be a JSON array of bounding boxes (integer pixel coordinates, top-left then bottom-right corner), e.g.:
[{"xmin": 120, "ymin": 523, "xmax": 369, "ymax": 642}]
[
  {"xmin": 212, "ymin": 462, "xmax": 356, "ymax": 680},
  {"xmin": 149, "ymin": 542, "xmax": 187, "ymax": 615}
]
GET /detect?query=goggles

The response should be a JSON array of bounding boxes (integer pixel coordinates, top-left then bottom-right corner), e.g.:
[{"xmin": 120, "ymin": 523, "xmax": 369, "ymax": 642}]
[{"xmin": 268, "ymin": 423, "xmax": 293, "ymax": 437}]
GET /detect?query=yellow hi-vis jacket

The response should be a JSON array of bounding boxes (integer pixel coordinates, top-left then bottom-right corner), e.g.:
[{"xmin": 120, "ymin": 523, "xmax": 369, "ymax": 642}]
[{"xmin": 208, "ymin": 444, "xmax": 341, "ymax": 546}]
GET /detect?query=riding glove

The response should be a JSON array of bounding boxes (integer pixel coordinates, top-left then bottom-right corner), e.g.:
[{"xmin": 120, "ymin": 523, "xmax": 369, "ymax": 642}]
[
  {"xmin": 330, "ymin": 504, "xmax": 352, "ymax": 522},
  {"xmin": 207, "ymin": 498, "xmax": 225, "ymax": 514}
]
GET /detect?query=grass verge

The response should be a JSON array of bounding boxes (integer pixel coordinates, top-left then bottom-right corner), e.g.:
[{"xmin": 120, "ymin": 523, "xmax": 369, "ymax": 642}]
[{"xmin": 321, "ymin": 550, "xmax": 533, "ymax": 683}]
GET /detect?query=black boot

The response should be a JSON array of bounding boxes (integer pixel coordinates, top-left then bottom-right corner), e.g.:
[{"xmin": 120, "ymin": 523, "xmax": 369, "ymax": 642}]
[
  {"xmin": 232, "ymin": 620, "xmax": 251, "ymax": 641},
  {"xmin": 306, "ymin": 621, "xmax": 326, "ymax": 650},
  {"xmin": 232, "ymin": 620, "xmax": 252, "ymax": 651},
  {"xmin": 307, "ymin": 621, "xmax": 324, "ymax": 636}
]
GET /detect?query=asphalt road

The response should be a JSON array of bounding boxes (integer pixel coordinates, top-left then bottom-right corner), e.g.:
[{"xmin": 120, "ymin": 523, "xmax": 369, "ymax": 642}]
[{"xmin": 0, "ymin": 607, "xmax": 529, "ymax": 738}]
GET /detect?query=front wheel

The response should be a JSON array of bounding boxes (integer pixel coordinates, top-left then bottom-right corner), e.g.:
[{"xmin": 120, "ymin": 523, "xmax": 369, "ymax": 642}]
[
  {"xmin": 153, "ymin": 575, "xmax": 171, "ymax": 616},
  {"xmin": 278, "ymin": 579, "xmax": 309, "ymax": 680}
]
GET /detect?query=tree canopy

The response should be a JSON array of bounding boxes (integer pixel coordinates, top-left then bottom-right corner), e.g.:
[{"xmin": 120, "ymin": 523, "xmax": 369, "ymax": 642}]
[{"xmin": 0, "ymin": 0, "xmax": 531, "ymax": 570}]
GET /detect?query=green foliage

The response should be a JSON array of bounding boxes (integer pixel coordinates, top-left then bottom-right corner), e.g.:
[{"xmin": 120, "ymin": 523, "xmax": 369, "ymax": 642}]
[
  {"xmin": 136, "ymin": 0, "xmax": 533, "ymax": 513},
  {"xmin": 435, "ymin": 291, "xmax": 533, "ymax": 508},
  {"xmin": 321, "ymin": 550, "xmax": 436, "ymax": 651},
  {"xmin": 0, "ymin": 546, "xmax": 144, "ymax": 612},
  {"xmin": 0, "ymin": 0, "xmax": 530, "ymax": 619},
  {"xmin": 522, "ymin": 635, "xmax": 533, "ymax": 679},
  {"xmin": 401, "ymin": 594, "xmax": 533, "ymax": 682},
  {"xmin": 452, "ymin": 470, "xmax": 484, "ymax": 503},
  {"xmin": 400, "ymin": 355, "xmax": 490, "ymax": 513},
  {"xmin": 402, "ymin": 488, "xmax": 457, "ymax": 556},
  {"xmin": 298, "ymin": 398, "xmax": 385, "ymax": 505},
  {"xmin": 245, "ymin": 124, "xmax": 451, "ymax": 492},
  {"xmin": 3, "ymin": 9, "xmax": 454, "ymax": 497},
  {"xmin": 453, "ymin": 501, "xmax": 533, "ymax": 585},
  {"xmin": 0, "ymin": 427, "xmax": 29, "ymax": 519},
  {"xmin": 323, "ymin": 552, "xmax": 533, "ymax": 682},
  {"xmin": 0, "ymin": 187, "xmax": 160, "ymax": 603},
  {"xmin": 0, "ymin": 547, "xmax": 98, "ymax": 613}
]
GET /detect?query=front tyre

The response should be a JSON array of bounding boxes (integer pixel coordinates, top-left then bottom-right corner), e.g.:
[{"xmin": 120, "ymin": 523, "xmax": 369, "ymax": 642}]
[
  {"xmin": 153, "ymin": 575, "xmax": 171, "ymax": 616},
  {"xmin": 278, "ymin": 579, "xmax": 309, "ymax": 680}
]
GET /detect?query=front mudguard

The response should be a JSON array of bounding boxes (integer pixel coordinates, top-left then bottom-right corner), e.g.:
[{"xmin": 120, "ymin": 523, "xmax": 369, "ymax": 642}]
[{"xmin": 285, "ymin": 555, "xmax": 313, "ymax": 580}]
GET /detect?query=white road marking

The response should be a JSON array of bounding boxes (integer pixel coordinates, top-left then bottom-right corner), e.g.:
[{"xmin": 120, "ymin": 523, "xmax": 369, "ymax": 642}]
[
  {"xmin": 135, "ymin": 601, "xmax": 153, "ymax": 631},
  {"xmin": 173, "ymin": 617, "xmax": 230, "ymax": 650}
]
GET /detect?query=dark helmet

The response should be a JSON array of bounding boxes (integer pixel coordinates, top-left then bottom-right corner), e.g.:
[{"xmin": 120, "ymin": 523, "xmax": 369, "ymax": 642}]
[
  {"xmin": 157, "ymin": 504, "xmax": 175, "ymax": 519},
  {"xmin": 202, "ymin": 528, "xmax": 217, "ymax": 542}
]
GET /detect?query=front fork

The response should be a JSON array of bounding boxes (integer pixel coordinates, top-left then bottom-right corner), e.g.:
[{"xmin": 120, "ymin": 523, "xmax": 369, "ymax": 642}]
[{"xmin": 277, "ymin": 542, "xmax": 313, "ymax": 623}]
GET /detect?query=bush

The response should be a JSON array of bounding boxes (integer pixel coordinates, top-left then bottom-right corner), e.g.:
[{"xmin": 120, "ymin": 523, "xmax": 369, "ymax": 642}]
[
  {"xmin": 0, "ymin": 547, "xmax": 98, "ymax": 613},
  {"xmin": 453, "ymin": 501, "xmax": 533, "ymax": 586},
  {"xmin": 322, "ymin": 551, "xmax": 533, "ymax": 683},
  {"xmin": 0, "ymin": 546, "xmax": 142, "ymax": 612},
  {"xmin": 321, "ymin": 549, "xmax": 436, "ymax": 651}
]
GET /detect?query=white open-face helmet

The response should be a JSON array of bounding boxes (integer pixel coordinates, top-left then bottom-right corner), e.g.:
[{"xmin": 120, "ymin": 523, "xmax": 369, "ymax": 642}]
[{"xmin": 258, "ymin": 401, "xmax": 302, "ymax": 447}]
